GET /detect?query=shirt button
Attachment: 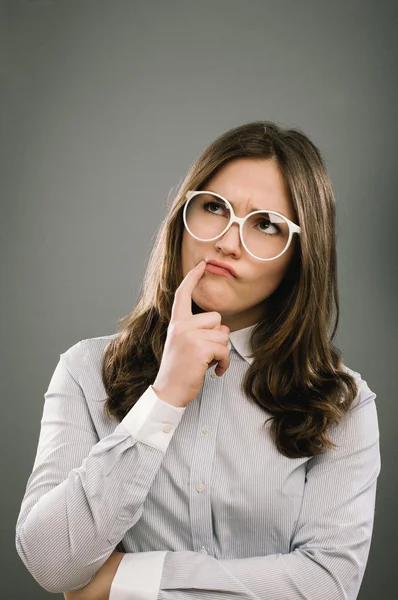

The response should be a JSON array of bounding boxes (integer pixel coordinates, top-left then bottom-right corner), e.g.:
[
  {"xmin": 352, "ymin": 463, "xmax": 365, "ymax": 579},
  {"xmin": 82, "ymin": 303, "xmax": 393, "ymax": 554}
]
[
  {"xmin": 200, "ymin": 546, "xmax": 208, "ymax": 554},
  {"xmin": 196, "ymin": 482, "xmax": 205, "ymax": 493},
  {"xmin": 162, "ymin": 423, "xmax": 173, "ymax": 433},
  {"xmin": 202, "ymin": 426, "xmax": 212, "ymax": 434},
  {"xmin": 210, "ymin": 371, "xmax": 217, "ymax": 379}
]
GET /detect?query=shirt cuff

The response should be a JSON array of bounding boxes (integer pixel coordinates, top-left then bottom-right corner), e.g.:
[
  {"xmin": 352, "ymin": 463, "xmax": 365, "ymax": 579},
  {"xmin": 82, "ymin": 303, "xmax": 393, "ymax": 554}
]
[
  {"xmin": 109, "ymin": 551, "xmax": 168, "ymax": 600},
  {"xmin": 120, "ymin": 385, "xmax": 185, "ymax": 452}
]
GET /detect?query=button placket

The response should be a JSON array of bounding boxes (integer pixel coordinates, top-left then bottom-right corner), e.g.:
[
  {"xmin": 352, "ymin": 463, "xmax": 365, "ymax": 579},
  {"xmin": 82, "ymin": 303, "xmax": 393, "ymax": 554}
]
[{"xmin": 188, "ymin": 368, "xmax": 223, "ymax": 557}]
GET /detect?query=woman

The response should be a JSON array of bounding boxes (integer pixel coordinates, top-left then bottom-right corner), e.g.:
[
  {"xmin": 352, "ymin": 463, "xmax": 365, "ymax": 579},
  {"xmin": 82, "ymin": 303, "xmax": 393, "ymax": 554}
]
[{"xmin": 15, "ymin": 121, "xmax": 381, "ymax": 600}]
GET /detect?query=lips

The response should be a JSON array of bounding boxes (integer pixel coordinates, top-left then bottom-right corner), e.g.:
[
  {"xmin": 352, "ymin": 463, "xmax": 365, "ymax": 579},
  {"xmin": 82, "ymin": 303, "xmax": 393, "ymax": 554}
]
[{"xmin": 206, "ymin": 260, "xmax": 237, "ymax": 277}]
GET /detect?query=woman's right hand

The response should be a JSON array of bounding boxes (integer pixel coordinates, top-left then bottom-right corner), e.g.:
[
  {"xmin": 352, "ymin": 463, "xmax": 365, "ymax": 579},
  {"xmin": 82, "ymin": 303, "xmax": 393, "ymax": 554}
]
[{"xmin": 152, "ymin": 259, "xmax": 231, "ymax": 408}]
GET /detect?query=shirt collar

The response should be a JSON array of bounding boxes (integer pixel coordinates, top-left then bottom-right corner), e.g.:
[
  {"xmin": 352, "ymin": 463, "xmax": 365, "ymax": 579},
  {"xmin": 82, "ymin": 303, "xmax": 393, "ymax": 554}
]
[{"xmin": 227, "ymin": 322, "xmax": 258, "ymax": 365}]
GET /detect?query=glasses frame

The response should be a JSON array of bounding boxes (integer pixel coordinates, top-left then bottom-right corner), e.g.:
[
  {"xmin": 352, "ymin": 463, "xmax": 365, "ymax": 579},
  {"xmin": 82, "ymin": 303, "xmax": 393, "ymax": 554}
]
[{"xmin": 183, "ymin": 190, "xmax": 301, "ymax": 261}]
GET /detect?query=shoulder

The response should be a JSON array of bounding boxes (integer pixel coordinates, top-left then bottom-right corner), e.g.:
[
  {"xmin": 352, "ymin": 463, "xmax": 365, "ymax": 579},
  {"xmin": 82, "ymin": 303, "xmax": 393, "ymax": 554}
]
[
  {"xmin": 328, "ymin": 363, "xmax": 380, "ymax": 451},
  {"xmin": 59, "ymin": 333, "xmax": 120, "ymax": 382},
  {"xmin": 339, "ymin": 362, "xmax": 378, "ymax": 411}
]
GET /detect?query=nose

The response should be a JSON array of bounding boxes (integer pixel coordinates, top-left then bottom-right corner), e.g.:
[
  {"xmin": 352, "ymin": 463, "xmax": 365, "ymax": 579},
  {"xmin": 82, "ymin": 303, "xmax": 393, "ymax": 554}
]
[{"xmin": 215, "ymin": 221, "xmax": 242, "ymax": 255}]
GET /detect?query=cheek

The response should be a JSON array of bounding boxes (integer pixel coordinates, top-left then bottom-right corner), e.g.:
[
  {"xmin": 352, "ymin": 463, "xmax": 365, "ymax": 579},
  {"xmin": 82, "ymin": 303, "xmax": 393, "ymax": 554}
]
[
  {"xmin": 253, "ymin": 260, "xmax": 291, "ymax": 293},
  {"xmin": 181, "ymin": 233, "xmax": 214, "ymax": 272},
  {"xmin": 181, "ymin": 232, "xmax": 193, "ymax": 274}
]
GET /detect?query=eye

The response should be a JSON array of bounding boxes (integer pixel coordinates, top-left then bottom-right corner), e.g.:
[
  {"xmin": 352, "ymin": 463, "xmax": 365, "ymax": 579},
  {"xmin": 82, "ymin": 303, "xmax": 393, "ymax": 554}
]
[
  {"xmin": 256, "ymin": 218, "xmax": 281, "ymax": 235},
  {"xmin": 203, "ymin": 202, "xmax": 225, "ymax": 215}
]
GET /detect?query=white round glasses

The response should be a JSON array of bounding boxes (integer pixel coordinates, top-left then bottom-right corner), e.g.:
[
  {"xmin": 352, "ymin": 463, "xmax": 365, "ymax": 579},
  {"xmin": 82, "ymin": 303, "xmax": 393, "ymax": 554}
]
[{"xmin": 183, "ymin": 190, "xmax": 301, "ymax": 261}]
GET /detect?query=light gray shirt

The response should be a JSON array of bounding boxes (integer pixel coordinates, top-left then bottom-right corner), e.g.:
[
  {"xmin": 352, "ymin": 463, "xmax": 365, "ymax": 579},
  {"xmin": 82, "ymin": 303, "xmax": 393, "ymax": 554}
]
[{"xmin": 15, "ymin": 324, "xmax": 381, "ymax": 600}]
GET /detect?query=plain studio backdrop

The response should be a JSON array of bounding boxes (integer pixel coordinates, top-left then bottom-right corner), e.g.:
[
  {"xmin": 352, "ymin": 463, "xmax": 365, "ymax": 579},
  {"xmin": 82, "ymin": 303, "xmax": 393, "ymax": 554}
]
[{"xmin": 1, "ymin": 1, "xmax": 396, "ymax": 599}]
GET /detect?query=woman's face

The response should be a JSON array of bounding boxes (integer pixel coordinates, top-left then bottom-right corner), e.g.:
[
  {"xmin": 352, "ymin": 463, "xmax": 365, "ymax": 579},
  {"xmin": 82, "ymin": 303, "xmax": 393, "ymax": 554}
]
[{"xmin": 181, "ymin": 157, "xmax": 298, "ymax": 332}]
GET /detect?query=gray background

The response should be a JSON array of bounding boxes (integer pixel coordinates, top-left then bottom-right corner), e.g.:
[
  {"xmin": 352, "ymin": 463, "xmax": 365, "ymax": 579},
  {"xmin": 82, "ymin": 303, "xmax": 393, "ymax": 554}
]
[{"xmin": 1, "ymin": 1, "xmax": 396, "ymax": 598}]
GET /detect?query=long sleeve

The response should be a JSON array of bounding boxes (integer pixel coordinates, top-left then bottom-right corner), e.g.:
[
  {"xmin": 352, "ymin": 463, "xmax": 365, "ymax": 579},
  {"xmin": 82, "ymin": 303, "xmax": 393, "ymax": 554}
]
[
  {"xmin": 15, "ymin": 340, "xmax": 185, "ymax": 594},
  {"xmin": 110, "ymin": 375, "xmax": 381, "ymax": 600}
]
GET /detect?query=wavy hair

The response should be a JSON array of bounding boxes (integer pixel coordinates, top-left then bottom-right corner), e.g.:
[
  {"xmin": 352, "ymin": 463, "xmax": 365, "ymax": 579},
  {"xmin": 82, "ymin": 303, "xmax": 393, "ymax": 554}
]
[{"xmin": 101, "ymin": 120, "xmax": 359, "ymax": 459}]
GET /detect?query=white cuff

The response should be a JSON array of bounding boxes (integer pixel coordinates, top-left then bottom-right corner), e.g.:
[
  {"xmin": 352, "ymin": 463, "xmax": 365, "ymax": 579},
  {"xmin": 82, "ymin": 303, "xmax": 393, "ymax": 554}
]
[
  {"xmin": 121, "ymin": 385, "xmax": 185, "ymax": 452},
  {"xmin": 109, "ymin": 551, "xmax": 167, "ymax": 600}
]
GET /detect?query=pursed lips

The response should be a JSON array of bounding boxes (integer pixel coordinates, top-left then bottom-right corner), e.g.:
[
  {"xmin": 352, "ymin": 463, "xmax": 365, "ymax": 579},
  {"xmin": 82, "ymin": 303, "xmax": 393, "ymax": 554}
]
[{"xmin": 205, "ymin": 261, "xmax": 237, "ymax": 278}]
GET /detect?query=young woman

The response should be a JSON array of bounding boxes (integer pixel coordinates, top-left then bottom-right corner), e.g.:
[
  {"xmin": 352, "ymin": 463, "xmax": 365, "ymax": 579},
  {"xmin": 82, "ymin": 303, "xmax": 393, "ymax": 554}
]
[{"xmin": 16, "ymin": 121, "xmax": 381, "ymax": 600}]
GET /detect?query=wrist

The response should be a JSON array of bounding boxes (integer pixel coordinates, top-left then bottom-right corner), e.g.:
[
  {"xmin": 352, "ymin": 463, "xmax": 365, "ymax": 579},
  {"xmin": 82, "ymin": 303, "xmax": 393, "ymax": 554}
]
[
  {"xmin": 151, "ymin": 384, "xmax": 186, "ymax": 408},
  {"xmin": 96, "ymin": 552, "xmax": 124, "ymax": 600}
]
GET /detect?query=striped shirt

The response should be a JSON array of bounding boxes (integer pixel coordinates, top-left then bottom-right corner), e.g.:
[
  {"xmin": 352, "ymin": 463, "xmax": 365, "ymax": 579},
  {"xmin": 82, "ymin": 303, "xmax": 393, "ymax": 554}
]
[{"xmin": 15, "ymin": 323, "xmax": 381, "ymax": 599}]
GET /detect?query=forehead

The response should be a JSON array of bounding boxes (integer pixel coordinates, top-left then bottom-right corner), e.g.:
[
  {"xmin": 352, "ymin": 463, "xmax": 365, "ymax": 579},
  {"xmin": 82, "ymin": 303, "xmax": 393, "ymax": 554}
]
[{"xmin": 205, "ymin": 157, "xmax": 296, "ymax": 220}]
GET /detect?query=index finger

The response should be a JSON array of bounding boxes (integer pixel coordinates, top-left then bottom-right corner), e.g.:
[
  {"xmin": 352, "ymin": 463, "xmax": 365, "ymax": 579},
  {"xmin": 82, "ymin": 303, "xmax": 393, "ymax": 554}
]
[{"xmin": 171, "ymin": 259, "xmax": 207, "ymax": 321}]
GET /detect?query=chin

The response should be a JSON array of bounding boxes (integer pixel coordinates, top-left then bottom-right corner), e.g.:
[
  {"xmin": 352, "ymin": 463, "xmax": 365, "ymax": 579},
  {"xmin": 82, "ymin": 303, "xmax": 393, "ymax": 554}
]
[{"xmin": 193, "ymin": 295, "xmax": 235, "ymax": 315}]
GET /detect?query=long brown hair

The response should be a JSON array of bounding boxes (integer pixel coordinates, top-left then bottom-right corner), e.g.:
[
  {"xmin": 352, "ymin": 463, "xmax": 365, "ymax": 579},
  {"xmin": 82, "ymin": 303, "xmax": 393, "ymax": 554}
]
[{"xmin": 102, "ymin": 120, "xmax": 359, "ymax": 458}]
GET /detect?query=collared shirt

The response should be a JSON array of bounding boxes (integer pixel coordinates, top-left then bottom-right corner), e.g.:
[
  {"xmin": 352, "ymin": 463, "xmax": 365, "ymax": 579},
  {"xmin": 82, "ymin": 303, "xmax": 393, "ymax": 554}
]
[{"xmin": 15, "ymin": 324, "xmax": 381, "ymax": 600}]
